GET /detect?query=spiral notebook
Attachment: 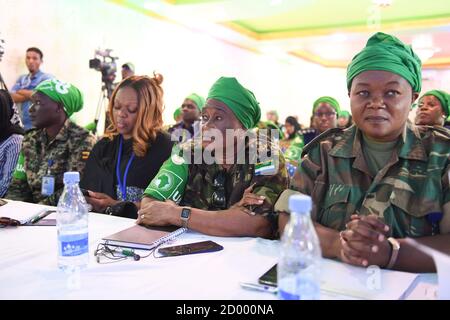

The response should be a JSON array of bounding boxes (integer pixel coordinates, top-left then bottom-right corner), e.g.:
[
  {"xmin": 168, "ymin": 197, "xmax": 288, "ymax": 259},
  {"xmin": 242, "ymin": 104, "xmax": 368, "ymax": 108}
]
[{"xmin": 102, "ymin": 225, "xmax": 187, "ymax": 250}]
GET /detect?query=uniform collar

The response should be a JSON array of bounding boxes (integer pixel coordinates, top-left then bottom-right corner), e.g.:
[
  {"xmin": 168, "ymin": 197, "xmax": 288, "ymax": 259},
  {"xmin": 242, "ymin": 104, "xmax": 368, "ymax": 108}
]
[
  {"xmin": 41, "ymin": 119, "xmax": 72, "ymax": 145},
  {"xmin": 329, "ymin": 121, "xmax": 427, "ymax": 162}
]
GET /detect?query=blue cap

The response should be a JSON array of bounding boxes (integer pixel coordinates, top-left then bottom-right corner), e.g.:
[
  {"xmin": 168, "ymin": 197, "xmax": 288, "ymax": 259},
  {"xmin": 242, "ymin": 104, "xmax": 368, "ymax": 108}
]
[
  {"xmin": 289, "ymin": 194, "xmax": 312, "ymax": 213},
  {"xmin": 63, "ymin": 172, "xmax": 80, "ymax": 184}
]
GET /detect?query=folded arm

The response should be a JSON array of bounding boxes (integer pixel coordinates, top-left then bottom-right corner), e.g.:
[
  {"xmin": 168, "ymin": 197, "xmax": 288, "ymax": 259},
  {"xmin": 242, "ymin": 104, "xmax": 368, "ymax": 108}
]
[{"xmin": 139, "ymin": 196, "xmax": 272, "ymax": 238}]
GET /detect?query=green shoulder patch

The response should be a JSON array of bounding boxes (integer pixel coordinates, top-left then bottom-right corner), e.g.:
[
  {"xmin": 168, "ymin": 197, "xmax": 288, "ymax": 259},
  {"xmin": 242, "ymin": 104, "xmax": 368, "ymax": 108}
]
[{"xmin": 12, "ymin": 152, "xmax": 27, "ymax": 181}]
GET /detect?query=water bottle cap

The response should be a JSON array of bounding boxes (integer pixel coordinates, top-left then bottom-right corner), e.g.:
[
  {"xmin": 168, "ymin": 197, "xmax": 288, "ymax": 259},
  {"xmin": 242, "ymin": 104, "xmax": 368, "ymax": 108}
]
[
  {"xmin": 289, "ymin": 194, "xmax": 312, "ymax": 213},
  {"xmin": 63, "ymin": 171, "xmax": 80, "ymax": 184}
]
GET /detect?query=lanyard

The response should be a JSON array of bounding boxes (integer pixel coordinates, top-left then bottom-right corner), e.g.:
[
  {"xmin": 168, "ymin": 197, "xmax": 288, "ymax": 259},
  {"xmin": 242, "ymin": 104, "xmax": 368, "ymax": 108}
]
[
  {"xmin": 46, "ymin": 159, "xmax": 54, "ymax": 175},
  {"xmin": 116, "ymin": 135, "xmax": 135, "ymax": 200}
]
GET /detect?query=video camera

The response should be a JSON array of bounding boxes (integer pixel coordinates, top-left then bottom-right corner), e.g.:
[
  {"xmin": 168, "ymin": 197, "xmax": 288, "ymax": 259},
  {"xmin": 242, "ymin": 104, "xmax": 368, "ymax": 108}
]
[{"xmin": 89, "ymin": 49, "xmax": 118, "ymax": 99}]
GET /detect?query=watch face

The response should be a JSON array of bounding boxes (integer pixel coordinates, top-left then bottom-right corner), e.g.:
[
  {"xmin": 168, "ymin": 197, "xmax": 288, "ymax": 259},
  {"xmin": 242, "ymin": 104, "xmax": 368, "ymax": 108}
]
[{"xmin": 181, "ymin": 208, "xmax": 190, "ymax": 219}]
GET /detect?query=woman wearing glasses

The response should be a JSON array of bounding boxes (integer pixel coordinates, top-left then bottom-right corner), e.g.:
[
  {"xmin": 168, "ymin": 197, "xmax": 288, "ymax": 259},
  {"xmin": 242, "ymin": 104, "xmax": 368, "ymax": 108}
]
[
  {"xmin": 80, "ymin": 75, "xmax": 173, "ymax": 216},
  {"xmin": 139, "ymin": 77, "xmax": 289, "ymax": 238},
  {"xmin": 277, "ymin": 32, "xmax": 450, "ymax": 273},
  {"xmin": 302, "ymin": 96, "xmax": 340, "ymax": 145}
]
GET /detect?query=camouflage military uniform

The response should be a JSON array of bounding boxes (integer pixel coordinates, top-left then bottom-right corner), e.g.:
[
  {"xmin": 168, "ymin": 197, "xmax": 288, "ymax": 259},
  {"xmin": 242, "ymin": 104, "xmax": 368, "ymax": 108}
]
[
  {"xmin": 145, "ymin": 135, "xmax": 289, "ymax": 235},
  {"xmin": 291, "ymin": 123, "xmax": 450, "ymax": 238},
  {"xmin": 6, "ymin": 120, "xmax": 96, "ymax": 206}
]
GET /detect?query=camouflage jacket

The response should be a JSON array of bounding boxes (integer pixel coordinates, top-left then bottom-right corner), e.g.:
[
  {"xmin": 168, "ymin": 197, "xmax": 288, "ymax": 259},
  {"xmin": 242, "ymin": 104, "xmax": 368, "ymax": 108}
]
[
  {"xmin": 292, "ymin": 123, "xmax": 450, "ymax": 238},
  {"xmin": 6, "ymin": 120, "xmax": 96, "ymax": 206},
  {"xmin": 145, "ymin": 135, "xmax": 289, "ymax": 234}
]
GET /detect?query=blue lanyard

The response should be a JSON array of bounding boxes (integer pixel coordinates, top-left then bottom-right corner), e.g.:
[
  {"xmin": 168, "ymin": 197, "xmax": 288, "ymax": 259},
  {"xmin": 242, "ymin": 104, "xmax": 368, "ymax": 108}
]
[{"xmin": 116, "ymin": 135, "xmax": 135, "ymax": 200}]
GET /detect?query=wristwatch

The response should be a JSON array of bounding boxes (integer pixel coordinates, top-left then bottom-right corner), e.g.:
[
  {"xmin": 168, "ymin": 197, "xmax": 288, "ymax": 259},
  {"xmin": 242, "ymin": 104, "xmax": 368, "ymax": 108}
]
[
  {"xmin": 386, "ymin": 237, "xmax": 400, "ymax": 269},
  {"xmin": 180, "ymin": 207, "xmax": 191, "ymax": 228}
]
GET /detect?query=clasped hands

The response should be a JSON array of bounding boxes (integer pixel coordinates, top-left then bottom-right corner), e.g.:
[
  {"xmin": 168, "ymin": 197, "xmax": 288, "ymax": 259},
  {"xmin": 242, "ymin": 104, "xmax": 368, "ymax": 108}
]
[{"xmin": 339, "ymin": 214, "xmax": 393, "ymax": 268}]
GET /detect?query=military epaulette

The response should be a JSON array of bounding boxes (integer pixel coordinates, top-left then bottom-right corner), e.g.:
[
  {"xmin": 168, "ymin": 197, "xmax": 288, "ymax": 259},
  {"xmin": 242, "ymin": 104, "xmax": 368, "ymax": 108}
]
[{"xmin": 301, "ymin": 127, "xmax": 343, "ymax": 157}]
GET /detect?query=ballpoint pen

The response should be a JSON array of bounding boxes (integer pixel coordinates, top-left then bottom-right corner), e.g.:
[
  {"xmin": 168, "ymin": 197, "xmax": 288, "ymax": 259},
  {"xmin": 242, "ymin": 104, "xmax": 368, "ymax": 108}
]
[
  {"xmin": 29, "ymin": 210, "xmax": 55, "ymax": 224},
  {"xmin": 239, "ymin": 282, "xmax": 278, "ymax": 294}
]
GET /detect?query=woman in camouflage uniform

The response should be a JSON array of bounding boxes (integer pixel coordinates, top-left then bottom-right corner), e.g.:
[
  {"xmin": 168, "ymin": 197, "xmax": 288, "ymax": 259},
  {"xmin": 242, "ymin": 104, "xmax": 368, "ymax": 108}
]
[
  {"xmin": 277, "ymin": 32, "xmax": 450, "ymax": 272},
  {"xmin": 139, "ymin": 77, "xmax": 288, "ymax": 238}
]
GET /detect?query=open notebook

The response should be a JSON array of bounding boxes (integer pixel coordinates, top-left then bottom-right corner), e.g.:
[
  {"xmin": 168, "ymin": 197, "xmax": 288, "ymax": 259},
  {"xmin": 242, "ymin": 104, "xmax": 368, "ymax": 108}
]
[
  {"xmin": 102, "ymin": 225, "xmax": 187, "ymax": 250},
  {"xmin": 0, "ymin": 199, "xmax": 56, "ymax": 226}
]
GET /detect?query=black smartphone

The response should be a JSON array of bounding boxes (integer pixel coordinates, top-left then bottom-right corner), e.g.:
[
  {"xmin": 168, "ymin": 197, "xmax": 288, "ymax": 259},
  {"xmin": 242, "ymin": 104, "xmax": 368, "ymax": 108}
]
[
  {"xmin": 80, "ymin": 188, "xmax": 90, "ymax": 197},
  {"xmin": 258, "ymin": 264, "xmax": 277, "ymax": 287},
  {"xmin": 157, "ymin": 240, "xmax": 223, "ymax": 257}
]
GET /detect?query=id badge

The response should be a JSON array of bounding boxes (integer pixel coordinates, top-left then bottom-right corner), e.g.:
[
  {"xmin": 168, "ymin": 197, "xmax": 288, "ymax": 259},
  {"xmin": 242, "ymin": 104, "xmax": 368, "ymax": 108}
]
[{"xmin": 41, "ymin": 175, "xmax": 55, "ymax": 196}]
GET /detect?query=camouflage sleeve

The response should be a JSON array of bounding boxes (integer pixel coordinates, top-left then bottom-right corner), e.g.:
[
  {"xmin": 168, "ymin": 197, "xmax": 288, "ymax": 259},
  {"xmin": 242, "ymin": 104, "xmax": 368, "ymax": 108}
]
[
  {"xmin": 443, "ymin": 163, "xmax": 450, "ymax": 204},
  {"xmin": 292, "ymin": 144, "xmax": 322, "ymax": 195},
  {"xmin": 291, "ymin": 144, "xmax": 325, "ymax": 221},
  {"xmin": 38, "ymin": 133, "xmax": 96, "ymax": 206},
  {"xmin": 5, "ymin": 152, "xmax": 33, "ymax": 202},
  {"xmin": 441, "ymin": 163, "xmax": 450, "ymax": 234},
  {"xmin": 249, "ymin": 153, "xmax": 289, "ymax": 232}
]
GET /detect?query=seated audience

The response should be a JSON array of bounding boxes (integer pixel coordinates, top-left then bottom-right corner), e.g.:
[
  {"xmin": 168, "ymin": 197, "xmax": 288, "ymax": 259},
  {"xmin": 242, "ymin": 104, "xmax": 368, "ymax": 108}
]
[
  {"xmin": 277, "ymin": 32, "xmax": 450, "ymax": 273},
  {"xmin": 337, "ymin": 110, "xmax": 353, "ymax": 129},
  {"xmin": 415, "ymin": 89, "xmax": 449, "ymax": 128},
  {"xmin": 280, "ymin": 116, "xmax": 304, "ymax": 177},
  {"xmin": 139, "ymin": 77, "xmax": 288, "ymax": 238},
  {"xmin": 168, "ymin": 93, "xmax": 204, "ymax": 144},
  {"xmin": 80, "ymin": 75, "xmax": 173, "ymax": 215},
  {"xmin": 302, "ymin": 96, "xmax": 340, "ymax": 145},
  {"xmin": 7, "ymin": 79, "xmax": 96, "ymax": 205}
]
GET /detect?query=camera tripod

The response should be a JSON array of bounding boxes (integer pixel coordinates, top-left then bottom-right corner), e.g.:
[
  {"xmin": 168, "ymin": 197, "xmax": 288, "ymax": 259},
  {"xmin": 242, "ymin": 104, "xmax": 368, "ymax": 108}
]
[{"xmin": 90, "ymin": 82, "xmax": 114, "ymax": 135}]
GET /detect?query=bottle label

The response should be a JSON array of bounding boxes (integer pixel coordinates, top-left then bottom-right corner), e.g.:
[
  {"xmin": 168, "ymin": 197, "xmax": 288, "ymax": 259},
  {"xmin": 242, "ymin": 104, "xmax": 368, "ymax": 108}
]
[
  {"xmin": 59, "ymin": 233, "xmax": 89, "ymax": 257},
  {"xmin": 41, "ymin": 175, "xmax": 55, "ymax": 196}
]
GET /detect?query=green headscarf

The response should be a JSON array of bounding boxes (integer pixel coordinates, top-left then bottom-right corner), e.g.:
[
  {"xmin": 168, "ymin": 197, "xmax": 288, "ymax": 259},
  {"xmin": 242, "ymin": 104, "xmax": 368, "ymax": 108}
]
[
  {"xmin": 35, "ymin": 79, "xmax": 83, "ymax": 117},
  {"xmin": 173, "ymin": 107, "xmax": 182, "ymax": 121},
  {"xmin": 338, "ymin": 110, "xmax": 351, "ymax": 118},
  {"xmin": 207, "ymin": 77, "xmax": 261, "ymax": 129},
  {"xmin": 313, "ymin": 96, "xmax": 341, "ymax": 114},
  {"xmin": 347, "ymin": 32, "xmax": 422, "ymax": 93},
  {"xmin": 185, "ymin": 93, "xmax": 205, "ymax": 111},
  {"xmin": 420, "ymin": 90, "xmax": 450, "ymax": 117}
]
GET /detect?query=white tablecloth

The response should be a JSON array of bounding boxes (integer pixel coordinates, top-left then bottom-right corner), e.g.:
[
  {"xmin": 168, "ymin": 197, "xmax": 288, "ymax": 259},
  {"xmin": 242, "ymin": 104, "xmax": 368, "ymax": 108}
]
[{"xmin": 0, "ymin": 202, "xmax": 437, "ymax": 300}]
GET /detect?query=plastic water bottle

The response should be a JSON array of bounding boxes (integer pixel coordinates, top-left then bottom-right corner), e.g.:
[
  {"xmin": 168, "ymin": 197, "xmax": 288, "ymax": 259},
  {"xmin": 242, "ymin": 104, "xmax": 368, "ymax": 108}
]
[
  {"xmin": 278, "ymin": 194, "xmax": 321, "ymax": 300},
  {"xmin": 57, "ymin": 172, "xmax": 89, "ymax": 271}
]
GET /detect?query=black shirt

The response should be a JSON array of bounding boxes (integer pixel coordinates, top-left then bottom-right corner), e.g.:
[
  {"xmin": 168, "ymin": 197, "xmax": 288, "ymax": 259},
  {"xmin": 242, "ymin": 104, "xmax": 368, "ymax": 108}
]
[{"xmin": 80, "ymin": 132, "xmax": 173, "ymax": 201}]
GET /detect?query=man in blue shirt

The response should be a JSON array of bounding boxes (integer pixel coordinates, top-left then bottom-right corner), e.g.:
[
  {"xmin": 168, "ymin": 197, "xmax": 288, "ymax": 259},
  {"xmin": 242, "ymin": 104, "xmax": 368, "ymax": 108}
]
[{"xmin": 10, "ymin": 47, "xmax": 53, "ymax": 130}]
